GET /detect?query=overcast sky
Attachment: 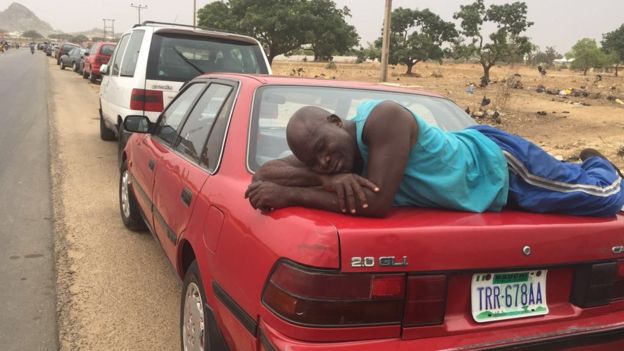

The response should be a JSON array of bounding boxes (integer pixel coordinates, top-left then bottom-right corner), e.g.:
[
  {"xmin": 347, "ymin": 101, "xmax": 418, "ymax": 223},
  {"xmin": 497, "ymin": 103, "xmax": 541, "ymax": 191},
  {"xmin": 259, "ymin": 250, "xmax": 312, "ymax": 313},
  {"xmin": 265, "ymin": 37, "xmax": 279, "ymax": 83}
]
[{"xmin": 2, "ymin": 0, "xmax": 623, "ymax": 54}]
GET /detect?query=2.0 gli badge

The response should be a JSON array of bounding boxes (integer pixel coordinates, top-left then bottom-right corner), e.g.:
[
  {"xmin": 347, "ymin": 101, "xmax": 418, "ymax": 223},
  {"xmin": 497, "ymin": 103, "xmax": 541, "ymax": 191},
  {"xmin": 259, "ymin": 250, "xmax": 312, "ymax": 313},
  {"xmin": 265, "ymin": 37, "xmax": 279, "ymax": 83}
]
[{"xmin": 351, "ymin": 256, "xmax": 408, "ymax": 268}]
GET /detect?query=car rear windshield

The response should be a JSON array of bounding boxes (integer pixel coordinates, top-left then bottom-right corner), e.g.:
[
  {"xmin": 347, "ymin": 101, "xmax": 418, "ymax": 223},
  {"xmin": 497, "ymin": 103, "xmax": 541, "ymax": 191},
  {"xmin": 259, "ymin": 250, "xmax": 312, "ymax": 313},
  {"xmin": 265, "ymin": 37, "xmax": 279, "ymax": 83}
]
[
  {"xmin": 248, "ymin": 86, "xmax": 476, "ymax": 171},
  {"xmin": 146, "ymin": 33, "xmax": 269, "ymax": 82},
  {"xmin": 100, "ymin": 44, "xmax": 115, "ymax": 56}
]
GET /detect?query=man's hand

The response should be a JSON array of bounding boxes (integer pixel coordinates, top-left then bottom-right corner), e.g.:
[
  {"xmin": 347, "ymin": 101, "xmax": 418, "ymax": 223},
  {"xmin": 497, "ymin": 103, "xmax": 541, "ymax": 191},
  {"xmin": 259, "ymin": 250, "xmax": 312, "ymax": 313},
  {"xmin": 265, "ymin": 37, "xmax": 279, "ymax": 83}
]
[
  {"xmin": 245, "ymin": 181, "xmax": 294, "ymax": 212},
  {"xmin": 319, "ymin": 173, "xmax": 379, "ymax": 214}
]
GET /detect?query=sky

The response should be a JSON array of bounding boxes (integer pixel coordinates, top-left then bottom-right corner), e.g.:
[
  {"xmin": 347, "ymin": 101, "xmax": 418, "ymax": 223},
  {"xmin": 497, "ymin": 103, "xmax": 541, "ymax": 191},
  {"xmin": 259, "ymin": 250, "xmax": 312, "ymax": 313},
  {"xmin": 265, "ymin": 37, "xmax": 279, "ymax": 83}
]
[{"xmin": 2, "ymin": 0, "xmax": 623, "ymax": 54}]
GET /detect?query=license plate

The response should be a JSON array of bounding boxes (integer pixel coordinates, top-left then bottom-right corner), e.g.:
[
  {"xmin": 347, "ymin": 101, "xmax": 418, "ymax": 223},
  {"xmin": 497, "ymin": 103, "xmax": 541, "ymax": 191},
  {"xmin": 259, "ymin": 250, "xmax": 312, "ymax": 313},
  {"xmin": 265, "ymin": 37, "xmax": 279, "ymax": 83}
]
[{"xmin": 471, "ymin": 270, "xmax": 548, "ymax": 323}]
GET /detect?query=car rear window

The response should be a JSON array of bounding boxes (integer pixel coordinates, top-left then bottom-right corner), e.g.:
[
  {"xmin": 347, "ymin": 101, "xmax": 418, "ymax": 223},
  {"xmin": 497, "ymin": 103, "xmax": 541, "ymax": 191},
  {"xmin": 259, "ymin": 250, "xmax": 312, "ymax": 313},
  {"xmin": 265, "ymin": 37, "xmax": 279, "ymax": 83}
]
[
  {"xmin": 146, "ymin": 33, "xmax": 269, "ymax": 82},
  {"xmin": 100, "ymin": 44, "xmax": 115, "ymax": 56},
  {"xmin": 248, "ymin": 86, "xmax": 476, "ymax": 171}
]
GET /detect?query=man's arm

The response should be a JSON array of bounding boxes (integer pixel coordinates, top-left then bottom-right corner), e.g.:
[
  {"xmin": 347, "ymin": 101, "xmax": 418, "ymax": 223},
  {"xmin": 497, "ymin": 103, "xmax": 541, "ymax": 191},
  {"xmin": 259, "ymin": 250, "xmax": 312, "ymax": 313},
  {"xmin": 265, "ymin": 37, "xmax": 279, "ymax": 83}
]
[{"xmin": 253, "ymin": 155, "xmax": 323, "ymax": 187}]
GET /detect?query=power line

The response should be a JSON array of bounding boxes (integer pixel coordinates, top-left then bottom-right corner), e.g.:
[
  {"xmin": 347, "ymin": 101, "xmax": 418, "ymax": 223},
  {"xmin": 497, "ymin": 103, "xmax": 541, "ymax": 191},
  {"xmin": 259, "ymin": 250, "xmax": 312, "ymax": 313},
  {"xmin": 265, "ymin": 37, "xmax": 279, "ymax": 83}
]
[{"xmin": 130, "ymin": 3, "xmax": 148, "ymax": 24}]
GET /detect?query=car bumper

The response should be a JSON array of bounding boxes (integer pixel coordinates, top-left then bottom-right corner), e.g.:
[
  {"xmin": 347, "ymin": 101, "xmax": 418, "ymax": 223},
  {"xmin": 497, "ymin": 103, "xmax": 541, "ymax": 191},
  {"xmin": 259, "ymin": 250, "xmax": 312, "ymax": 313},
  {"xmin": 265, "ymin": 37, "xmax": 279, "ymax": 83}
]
[{"xmin": 258, "ymin": 313, "xmax": 624, "ymax": 351}]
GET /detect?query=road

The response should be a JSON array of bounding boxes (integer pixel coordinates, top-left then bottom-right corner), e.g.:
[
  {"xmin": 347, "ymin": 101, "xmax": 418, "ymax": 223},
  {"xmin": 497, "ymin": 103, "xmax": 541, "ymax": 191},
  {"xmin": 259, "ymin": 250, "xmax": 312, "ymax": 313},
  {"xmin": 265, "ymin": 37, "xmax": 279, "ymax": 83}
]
[
  {"xmin": 0, "ymin": 48, "xmax": 56, "ymax": 350},
  {"xmin": 47, "ymin": 53, "xmax": 180, "ymax": 349}
]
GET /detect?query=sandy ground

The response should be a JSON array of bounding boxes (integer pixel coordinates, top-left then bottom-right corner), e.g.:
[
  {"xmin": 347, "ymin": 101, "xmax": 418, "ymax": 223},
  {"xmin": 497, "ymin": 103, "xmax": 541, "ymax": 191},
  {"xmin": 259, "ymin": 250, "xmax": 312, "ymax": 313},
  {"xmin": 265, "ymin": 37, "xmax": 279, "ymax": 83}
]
[
  {"xmin": 273, "ymin": 61, "xmax": 624, "ymax": 169},
  {"xmin": 48, "ymin": 59, "xmax": 180, "ymax": 350}
]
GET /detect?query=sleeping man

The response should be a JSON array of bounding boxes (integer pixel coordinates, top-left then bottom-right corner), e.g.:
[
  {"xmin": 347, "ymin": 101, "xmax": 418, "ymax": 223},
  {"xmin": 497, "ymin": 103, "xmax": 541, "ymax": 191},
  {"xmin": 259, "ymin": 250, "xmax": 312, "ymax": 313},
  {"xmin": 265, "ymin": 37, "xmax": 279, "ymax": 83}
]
[{"xmin": 245, "ymin": 100, "xmax": 624, "ymax": 218}]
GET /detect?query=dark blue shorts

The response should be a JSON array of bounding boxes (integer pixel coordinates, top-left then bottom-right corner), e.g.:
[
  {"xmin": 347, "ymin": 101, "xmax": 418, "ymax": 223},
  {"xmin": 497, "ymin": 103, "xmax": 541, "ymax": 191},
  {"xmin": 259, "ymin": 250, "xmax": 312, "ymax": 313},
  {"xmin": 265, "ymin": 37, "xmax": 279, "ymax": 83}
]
[{"xmin": 471, "ymin": 125, "xmax": 624, "ymax": 217}]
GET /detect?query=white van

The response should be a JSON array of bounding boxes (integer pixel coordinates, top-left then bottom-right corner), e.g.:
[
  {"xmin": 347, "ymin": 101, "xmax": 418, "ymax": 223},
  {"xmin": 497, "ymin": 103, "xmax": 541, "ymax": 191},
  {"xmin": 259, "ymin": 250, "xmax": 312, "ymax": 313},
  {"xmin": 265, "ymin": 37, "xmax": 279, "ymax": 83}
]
[{"xmin": 99, "ymin": 21, "xmax": 271, "ymax": 141}]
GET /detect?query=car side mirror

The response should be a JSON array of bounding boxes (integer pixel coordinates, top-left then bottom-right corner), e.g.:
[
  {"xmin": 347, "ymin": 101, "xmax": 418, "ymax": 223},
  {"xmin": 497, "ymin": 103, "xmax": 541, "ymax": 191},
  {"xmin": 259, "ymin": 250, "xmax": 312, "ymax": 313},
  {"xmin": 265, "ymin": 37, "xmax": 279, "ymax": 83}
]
[
  {"xmin": 100, "ymin": 64, "xmax": 108, "ymax": 75},
  {"xmin": 124, "ymin": 115, "xmax": 153, "ymax": 133}
]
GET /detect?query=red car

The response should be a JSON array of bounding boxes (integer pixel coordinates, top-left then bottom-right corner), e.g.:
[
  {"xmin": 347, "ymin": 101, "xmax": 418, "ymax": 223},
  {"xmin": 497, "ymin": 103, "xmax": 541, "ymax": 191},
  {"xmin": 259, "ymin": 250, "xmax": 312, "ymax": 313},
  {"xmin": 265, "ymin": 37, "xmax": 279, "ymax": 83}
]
[
  {"xmin": 82, "ymin": 41, "xmax": 115, "ymax": 83},
  {"xmin": 120, "ymin": 74, "xmax": 624, "ymax": 350}
]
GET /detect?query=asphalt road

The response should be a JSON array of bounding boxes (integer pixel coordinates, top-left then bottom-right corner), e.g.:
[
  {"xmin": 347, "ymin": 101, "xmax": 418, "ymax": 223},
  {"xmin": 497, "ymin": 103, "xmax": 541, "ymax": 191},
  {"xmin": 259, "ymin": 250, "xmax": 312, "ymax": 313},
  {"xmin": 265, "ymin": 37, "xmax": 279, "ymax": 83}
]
[{"xmin": 0, "ymin": 48, "xmax": 57, "ymax": 350}]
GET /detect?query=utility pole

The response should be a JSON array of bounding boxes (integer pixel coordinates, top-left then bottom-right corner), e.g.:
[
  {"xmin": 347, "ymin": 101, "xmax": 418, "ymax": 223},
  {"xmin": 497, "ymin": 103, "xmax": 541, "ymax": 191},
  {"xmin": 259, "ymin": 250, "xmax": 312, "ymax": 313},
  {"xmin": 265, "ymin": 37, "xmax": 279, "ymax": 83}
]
[
  {"xmin": 130, "ymin": 3, "xmax": 148, "ymax": 25},
  {"xmin": 380, "ymin": 0, "xmax": 392, "ymax": 82},
  {"xmin": 193, "ymin": 0, "xmax": 197, "ymax": 27}
]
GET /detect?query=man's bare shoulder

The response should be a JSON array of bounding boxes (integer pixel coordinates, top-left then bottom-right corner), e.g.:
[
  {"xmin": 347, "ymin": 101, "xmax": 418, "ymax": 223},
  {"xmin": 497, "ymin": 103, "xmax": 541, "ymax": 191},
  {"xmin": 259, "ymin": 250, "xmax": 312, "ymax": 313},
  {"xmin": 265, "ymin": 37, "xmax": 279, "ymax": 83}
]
[{"xmin": 364, "ymin": 101, "xmax": 418, "ymax": 142}]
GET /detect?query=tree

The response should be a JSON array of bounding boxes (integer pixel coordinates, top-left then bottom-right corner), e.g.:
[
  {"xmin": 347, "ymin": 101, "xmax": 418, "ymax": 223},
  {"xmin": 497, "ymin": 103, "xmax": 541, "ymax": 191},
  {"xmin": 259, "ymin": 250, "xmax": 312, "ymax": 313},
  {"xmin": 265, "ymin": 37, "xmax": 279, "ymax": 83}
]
[
  {"xmin": 567, "ymin": 38, "xmax": 608, "ymax": 75},
  {"xmin": 373, "ymin": 8, "xmax": 457, "ymax": 75},
  {"xmin": 198, "ymin": 0, "xmax": 358, "ymax": 65},
  {"xmin": 355, "ymin": 43, "xmax": 380, "ymax": 63},
  {"xmin": 71, "ymin": 34, "xmax": 89, "ymax": 43},
  {"xmin": 22, "ymin": 30, "xmax": 43, "ymax": 39},
  {"xmin": 602, "ymin": 24, "xmax": 624, "ymax": 77},
  {"xmin": 303, "ymin": 0, "xmax": 359, "ymax": 61},
  {"xmin": 453, "ymin": 0, "xmax": 533, "ymax": 85}
]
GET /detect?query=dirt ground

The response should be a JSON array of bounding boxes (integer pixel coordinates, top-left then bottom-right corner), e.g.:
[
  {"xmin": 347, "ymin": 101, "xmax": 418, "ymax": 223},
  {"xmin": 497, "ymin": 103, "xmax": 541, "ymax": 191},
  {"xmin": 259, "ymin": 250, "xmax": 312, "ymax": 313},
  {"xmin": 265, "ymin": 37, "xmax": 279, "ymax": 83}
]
[
  {"xmin": 48, "ymin": 59, "xmax": 180, "ymax": 350},
  {"xmin": 273, "ymin": 61, "xmax": 624, "ymax": 169}
]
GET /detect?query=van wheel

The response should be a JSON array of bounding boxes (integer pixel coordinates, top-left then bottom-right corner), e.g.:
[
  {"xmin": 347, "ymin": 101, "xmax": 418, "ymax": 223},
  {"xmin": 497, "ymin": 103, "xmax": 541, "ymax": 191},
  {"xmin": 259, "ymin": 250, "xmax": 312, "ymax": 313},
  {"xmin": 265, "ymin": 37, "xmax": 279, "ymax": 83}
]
[
  {"xmin": 181, "ymin": 262, "xmax": 209, "ymax": 351},
  {"xmin": 60, "ymin": 61, "xmax": 65, "ymax": 70},
  {"xmin": 100, "ymin": 113, "xmax": 116, "ymax": 141},
  {"xmin": 119, "ymin": 160, "xmax": 146, "ymax": 231}
]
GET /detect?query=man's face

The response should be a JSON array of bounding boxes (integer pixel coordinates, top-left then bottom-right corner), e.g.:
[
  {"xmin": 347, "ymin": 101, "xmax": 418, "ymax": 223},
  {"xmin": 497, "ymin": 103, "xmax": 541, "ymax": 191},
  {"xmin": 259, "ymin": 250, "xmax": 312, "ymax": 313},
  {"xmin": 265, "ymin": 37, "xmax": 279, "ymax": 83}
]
[{"xmin": 289, "ymin": 114, "xmax": 355, "ymax": 174}]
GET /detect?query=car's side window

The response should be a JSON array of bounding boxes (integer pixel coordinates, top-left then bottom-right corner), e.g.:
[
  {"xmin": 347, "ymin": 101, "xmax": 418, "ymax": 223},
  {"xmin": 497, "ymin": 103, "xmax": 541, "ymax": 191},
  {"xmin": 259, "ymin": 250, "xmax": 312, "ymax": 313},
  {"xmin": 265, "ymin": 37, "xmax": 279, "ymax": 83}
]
[
  {"xmin": 154, "ymin": 83, "xmax": 206, "ymax": 146},
  {"xmin": 120, "ymin": 30, "xmax": 145, "ymax": 77},
  {"xmin": 202, "ymin": 87, "xmax": 235, "ymax": 171},
  {"xmin": 111, "ymin": 34, "xmax": 130, "ymax": 76},
  {"xmin": 174, "ymin": 83, "xmax": 233, "ymax": 165}
]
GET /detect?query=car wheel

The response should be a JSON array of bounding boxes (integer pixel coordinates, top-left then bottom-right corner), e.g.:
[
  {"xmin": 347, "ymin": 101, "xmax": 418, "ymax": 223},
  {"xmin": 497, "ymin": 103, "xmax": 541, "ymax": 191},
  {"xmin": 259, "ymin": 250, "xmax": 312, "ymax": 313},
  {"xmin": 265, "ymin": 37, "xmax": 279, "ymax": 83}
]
[
  {"xmin": 89, "ymin": 71, "xmax": 97, "ymax": 83},
  {"xmin": 181, "ymin": 262, "xmax": 209, "ymax": 351},
  {"xmin": 60, "ymin": 61, "xmax": 65, "ymax": 70},
  {"xmin": 119, "ymin": 160, "xmax": 146, "ymax": 231},
  {"xmin": 72, "ymin": 62, "xmax": 78, "ymax": 72},
  {"xmin": 100, "ymin": 112, "xmax": 116, "ymax": 141}
]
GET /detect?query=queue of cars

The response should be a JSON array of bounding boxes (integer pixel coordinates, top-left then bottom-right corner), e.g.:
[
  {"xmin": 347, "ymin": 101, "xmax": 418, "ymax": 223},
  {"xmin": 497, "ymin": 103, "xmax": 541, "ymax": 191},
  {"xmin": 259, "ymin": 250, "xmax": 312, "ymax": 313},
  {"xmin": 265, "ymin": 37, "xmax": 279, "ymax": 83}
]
[{"xmin": 51, "ymin": 21, "xmax": 624, "ymax": 351}]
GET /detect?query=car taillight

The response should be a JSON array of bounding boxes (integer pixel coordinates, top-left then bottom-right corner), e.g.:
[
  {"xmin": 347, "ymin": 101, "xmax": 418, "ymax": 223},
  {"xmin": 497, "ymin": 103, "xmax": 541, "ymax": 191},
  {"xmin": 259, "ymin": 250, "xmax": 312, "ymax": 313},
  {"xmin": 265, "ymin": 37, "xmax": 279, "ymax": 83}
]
[
  {"xmin": 571, "ymin": 262, "xmax": 617, "ymax": 307},
  {"xmin": 130, "ymin": 89, "xmax": 163, "ymax": 112},
  {"xmin": 403, "ymin": 275, "xmax": 447, "ymax": 326},
  {"xmin": 612, "ymin": 259, "xmax": 624, "ymax": 300},
  {"xmin": 262, "ymin": 261, "xmax": 405, "ymax": 326}
]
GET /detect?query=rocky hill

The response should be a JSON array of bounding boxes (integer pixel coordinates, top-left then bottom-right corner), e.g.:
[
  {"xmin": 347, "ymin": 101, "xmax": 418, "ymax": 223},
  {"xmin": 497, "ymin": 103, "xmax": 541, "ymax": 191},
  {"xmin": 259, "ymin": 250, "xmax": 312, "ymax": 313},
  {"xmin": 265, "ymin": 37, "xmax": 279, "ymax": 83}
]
[{"xmin": 0, "ymin": 2, "xmax": 54, "ymax": 35}]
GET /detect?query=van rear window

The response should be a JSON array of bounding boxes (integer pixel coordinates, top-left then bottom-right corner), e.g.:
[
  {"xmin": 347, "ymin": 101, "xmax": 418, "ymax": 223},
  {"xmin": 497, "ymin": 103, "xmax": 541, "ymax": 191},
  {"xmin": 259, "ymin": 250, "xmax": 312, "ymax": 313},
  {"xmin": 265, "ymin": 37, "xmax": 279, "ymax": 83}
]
[{"xmin": 146, "ymin": 33, "xmax": 269, "ymax": 82}]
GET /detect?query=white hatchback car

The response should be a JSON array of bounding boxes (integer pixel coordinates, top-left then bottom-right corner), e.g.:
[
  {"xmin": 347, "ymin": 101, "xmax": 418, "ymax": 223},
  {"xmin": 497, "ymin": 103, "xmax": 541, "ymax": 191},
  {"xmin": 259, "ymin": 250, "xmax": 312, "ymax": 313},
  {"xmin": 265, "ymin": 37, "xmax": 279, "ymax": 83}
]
[{"xmin": 99, "ymin": 21, "xmax": 271, "ymax": 143}]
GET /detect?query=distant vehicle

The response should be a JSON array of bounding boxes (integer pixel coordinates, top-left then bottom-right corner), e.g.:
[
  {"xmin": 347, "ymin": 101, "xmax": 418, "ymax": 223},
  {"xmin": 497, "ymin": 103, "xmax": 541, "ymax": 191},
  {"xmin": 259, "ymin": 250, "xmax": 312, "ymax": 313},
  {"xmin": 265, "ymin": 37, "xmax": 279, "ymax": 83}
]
[
  {"xmin": 120, "ymin": 73, "xmax": 624, "ymax": 351},
  {"xmin": 45, "ymin": 43, "xmax": 57, "ymax": 57},
  {"xmin": 60, "ymin": 47, "xmax": 86, "ymax": 71},
  {"xmin": 82, "ymin": 42, "xmax": 115, "ymax": 83},
  {"xmin": 55, "ymin": 42, "xmax": 79, "ymax": 65},
  {"xmin": 98, "ymin": 20, "xmax": 270, "ymax": 151}
]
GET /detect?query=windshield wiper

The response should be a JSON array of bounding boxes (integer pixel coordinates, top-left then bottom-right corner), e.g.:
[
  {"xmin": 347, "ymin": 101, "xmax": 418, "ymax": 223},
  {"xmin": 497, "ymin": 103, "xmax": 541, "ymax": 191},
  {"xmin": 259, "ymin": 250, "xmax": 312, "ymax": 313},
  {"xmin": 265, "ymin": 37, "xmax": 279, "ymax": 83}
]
[{"xmin": 172, "ymin": 47, "xmax": 204, "ymax": 75}]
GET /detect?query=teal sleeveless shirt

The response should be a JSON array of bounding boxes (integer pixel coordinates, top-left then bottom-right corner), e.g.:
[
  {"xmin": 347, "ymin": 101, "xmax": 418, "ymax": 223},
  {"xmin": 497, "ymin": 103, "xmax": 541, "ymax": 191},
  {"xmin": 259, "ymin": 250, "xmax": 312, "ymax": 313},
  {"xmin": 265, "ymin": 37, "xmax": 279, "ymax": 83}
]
[{"xmin": 353, "ymin": 100, "xmax": 509, "ymax": 212}]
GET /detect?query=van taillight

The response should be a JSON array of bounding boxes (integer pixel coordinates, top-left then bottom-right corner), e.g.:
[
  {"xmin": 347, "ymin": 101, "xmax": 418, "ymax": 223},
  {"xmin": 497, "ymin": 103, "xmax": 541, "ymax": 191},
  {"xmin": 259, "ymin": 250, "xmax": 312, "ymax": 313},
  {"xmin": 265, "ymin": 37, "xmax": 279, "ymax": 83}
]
[
  {"xmin": 130, "ymin": 89, "xmax": 163, "ymax": 112},
  {"xmin": 262, "ymin": 261, "xmax": 405, "ymax": 326},
  {"xmin": 403, "ymin": 275, "xmax": 447, "ymax": 326}
]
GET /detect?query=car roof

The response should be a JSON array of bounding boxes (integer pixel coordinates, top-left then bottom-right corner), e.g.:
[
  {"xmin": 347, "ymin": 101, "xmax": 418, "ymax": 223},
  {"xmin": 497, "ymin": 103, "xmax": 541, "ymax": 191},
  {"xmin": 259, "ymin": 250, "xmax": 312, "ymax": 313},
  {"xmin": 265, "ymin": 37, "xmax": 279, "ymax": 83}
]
[{"xmin": 196, "ymin": 73, "xmax": 444, "ymax": 98}]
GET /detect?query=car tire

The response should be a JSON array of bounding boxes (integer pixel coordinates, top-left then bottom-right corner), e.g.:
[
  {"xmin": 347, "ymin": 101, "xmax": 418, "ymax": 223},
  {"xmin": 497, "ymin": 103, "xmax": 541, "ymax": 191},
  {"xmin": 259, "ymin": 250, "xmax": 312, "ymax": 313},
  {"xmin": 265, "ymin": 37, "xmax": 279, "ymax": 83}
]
[
  {"xmin": 100, "ymin": 112, "xmax": 116, "ymax": 141},
  {"xmin": 181, "ymin": 262, "xmax": 210, "ymax": 351},
  {"xmin": 60, "ymin": 61, "xmax": 65, "ymax": 70},
  {"xmin": 72, "ymin": 62, "xmax": 78, "ymax": 72},
  {"xmin": 119, "ymin": 160, "xmax": 146, "ymax": 231},
  {"xmin": 89, "ymin": 71, "xmax": 97, "ymax": 83}
]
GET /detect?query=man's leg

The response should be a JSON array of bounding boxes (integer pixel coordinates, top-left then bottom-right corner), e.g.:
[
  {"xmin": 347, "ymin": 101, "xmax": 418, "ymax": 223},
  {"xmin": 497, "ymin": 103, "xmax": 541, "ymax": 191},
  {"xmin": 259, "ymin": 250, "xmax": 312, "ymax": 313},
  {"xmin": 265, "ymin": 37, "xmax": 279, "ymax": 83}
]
[{"xmin": 472, "ymin": 125, "xmax": 624, "ymax": 217}]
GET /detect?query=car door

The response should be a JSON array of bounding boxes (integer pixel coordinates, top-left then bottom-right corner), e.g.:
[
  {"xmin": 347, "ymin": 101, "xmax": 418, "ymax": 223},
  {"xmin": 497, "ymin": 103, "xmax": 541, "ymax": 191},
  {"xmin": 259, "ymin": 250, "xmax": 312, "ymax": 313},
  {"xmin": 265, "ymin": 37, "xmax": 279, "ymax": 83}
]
[
  {"xmin": 152, "ymin": 82, "xmax": 235, "ymax": 263},
  {"xmin": 101, "ymin": 34, "xmax": 130, "ymax": 125},
  {"xmin": 129, "ymin": 83, "xmax": 207, "ymax": 230}
]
